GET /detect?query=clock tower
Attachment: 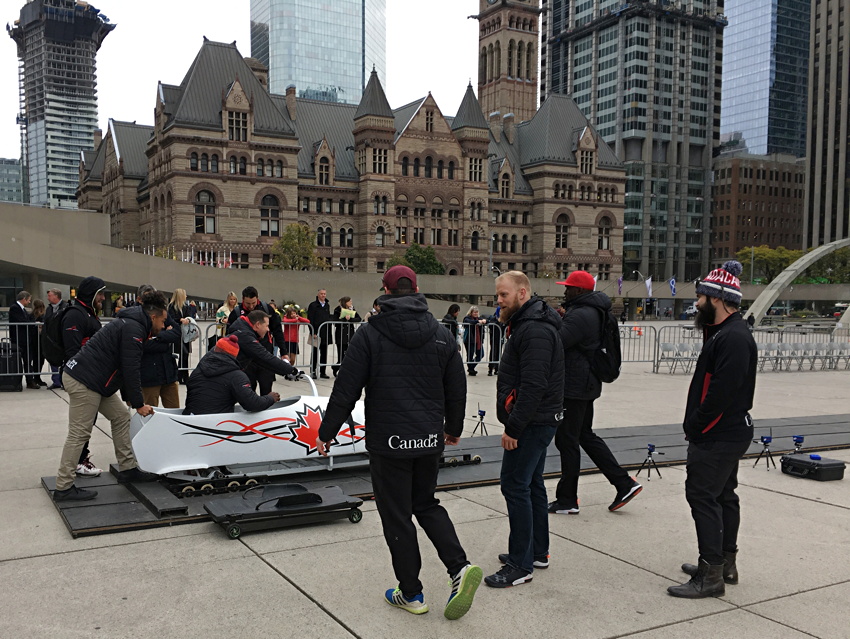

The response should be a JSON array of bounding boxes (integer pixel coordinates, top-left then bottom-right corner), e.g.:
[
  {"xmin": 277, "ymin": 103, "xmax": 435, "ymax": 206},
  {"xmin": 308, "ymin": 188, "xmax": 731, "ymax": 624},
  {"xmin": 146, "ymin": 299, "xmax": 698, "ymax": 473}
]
[{"xmin": 476, "ymin": 0, "xmax": 541, "ymax": 124}]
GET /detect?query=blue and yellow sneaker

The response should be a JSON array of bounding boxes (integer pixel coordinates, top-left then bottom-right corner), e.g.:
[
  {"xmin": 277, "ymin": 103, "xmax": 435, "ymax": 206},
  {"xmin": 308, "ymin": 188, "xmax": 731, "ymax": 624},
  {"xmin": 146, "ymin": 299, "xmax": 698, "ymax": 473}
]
[
  {"xmin": 444, "ymin": 563, "xmax": 483, "ymax": 620},
  {"xmin": 384, "ymin": 588, "xmax": 429, "ymax": 615}
]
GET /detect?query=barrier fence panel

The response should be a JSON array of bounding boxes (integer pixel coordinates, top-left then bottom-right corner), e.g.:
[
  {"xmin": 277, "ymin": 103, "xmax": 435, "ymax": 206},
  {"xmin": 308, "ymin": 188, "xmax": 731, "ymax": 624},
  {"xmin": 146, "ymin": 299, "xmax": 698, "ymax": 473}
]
[{"xmin": 618, "ymin": 324, "xmax": 657, "ymax": 363}]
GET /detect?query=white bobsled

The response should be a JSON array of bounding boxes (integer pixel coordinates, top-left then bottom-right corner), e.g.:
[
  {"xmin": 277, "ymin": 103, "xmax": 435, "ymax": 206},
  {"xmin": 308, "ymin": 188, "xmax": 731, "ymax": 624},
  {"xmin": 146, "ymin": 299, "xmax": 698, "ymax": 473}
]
[{"xmin": 129, "ymin": 376, "xmax": 365, "ymax": 476}]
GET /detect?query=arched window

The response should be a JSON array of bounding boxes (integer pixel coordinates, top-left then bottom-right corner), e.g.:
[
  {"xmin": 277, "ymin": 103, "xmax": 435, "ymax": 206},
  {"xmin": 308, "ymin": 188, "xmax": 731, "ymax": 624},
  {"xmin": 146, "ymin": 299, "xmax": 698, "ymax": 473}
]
[
  {"xmin": 374, "ymin": 195, "xmax": 381, "ymax": 215},
  {"xmin": 260, "ymin": 194, "xmax": 280, "ymax": 237},
  {"xmin": 501, "ymin": 173, "xmax": 511, "ymax": 198},
  {"xmin": 598, "ymin": 216, "xmax": 612, "ymax": 250},
  {"xmin": 318, "ymin": 157, "xmax": 330, "ymax": 185},
  {"xmin": 597, "ymin": 186, "xmax": 603, "ymax": 202},
  {"xmin": 610, "ymin": 187, "xmax": 617, "ymax": 203},
  {"xmin": 488, "ymin": 43, "xmax": 494, "ymax": 81},
  {"xmin": 510, "ymin": 234, "xmax": 517, "ymax": 253},
  {"xmin": 500, "ymin": 234, "xmax": 508, "ymax": 253},
  {"xmin": 200, "ymin": 153, "xmax": 208, "ymax": 172},
  {"xmin": 492, "ymin": 233, "xmax": 499, "ymax": 253},
  {"xmin": 471, "ymin": 231, "xmax": 480, "ymax": 251},
  {"xmin": 317, "ymin": 226, "xmax": 331, "ymax": 247},
  {"xmin": 346, "ymin": 227, "xmax": 353, "ymax": 247},
  {"xmin": 194, "ymin": 190, "xmax": 216, "ymax": 234},
  {"xmin": 448, "ymin": 161, "xmax": 455, "ymax": 180},
  {"xmin": 437, "ymin": 160, "xmax": 444, "ymax": 179},
  {"xmin": 211, "ymin": 154, "xmax": 219, "ymax": 173},
  {"xmin": 381, "ymin": 196, "xmax": 388, "ymax": 215},
  {"xmin": 425, "ymin": 156, "xmax": 433, "ymax": 178},
  {"xmin": 257, "ymin": 158, "xmax": 265, "ymax": 177},
  {"xmin": 554, "ymin": 183, "xmax": 560, "ymax": 198},
  {"xmin": 376, "ymin": 225, "xmax": 385, "ymax": 247},
  {"xmin": 567, "ymin": 184, "xmax": 573, "ymax": 199},
  {"xmin": 495, "ymin": 41, "xmax": 501, "ymax": 77},
  {"xmin": 555, "ymin": 213, "xmax": 570, "ymax": 249},
  {"xmin": 275, "ymin": 160, "xmax": 283, "ymax": 178},
  {"xmin": 526, "ymin": 43, "xmax": 534, "ymax": 79},
  {"xmin": 479, "ymin": 47, "xmax": 487, "ymax": 85},
  {"xmin": 190, "ymin": 153, "xmax": 198, "ymax": 171},
  {"xmin": 239, "ymin": 157, "xmax": 247, "ymax": 175},
  {"xmin": 508, "ymin": 40, "xmax": 515, "ymax": 77},
  {"xmin": 413, "ymin": 158, "xmax": 420, "ymax": 177},
  {"xmin": 402, "ymin": 157, "xmax": 409, "ymax": 176},
  {"xmin": 522, "ymin": 235, "xmax": 529, "ymax": 254},
  {"xmin": 516, "ymin": 41, "xmax": 524, "ymax": 78}
]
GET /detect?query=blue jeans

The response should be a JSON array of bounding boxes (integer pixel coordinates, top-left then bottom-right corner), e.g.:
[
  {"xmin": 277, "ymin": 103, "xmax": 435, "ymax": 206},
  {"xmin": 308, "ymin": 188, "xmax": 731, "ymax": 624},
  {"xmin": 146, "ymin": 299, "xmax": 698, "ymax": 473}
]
[{"xmin": 500, "ymin": 422, "xmax": 558, "ymax": 572}]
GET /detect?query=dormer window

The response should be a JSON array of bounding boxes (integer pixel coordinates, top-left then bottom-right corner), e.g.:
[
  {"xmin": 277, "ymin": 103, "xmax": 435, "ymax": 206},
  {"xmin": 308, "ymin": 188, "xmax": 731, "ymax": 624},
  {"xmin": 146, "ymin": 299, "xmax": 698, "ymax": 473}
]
[
  {"xmin": 318, "ymin": 157, "xmax": 330, "ymax": 185},
  {"xmin": 228, "ymin": 111, "xmax": 248, "ymax": 142},
  {"xmin": 425, "ymin": 110, "xmax": 434, "ymax": 132},
  {"xmin": 501, "ymin": 173, "xmax": 512, "ymax": 198},
  {"xmin": 580, "ymin": 150, "xmax": 594, "ymax": 174}
]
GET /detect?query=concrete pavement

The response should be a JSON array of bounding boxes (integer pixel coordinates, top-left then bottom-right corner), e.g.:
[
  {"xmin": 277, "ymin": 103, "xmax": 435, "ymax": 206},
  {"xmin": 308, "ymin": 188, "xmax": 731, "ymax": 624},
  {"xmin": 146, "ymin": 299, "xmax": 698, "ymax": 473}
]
[{"xmin": 0, "ymin": 364, "xmax": 848, "ymax": 638}]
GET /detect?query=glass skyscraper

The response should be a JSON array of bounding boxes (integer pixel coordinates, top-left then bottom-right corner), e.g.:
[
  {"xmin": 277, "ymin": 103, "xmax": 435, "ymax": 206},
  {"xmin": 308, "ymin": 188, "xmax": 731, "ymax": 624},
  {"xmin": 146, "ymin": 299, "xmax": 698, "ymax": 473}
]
[
  {"xmin": 541, "ymin": 0, "xmax": 725, "ymax": 282},
  {"xmin": 250, "ymin": 0, "xmax": 386, "ymax": 104},
  {"xmin": 721, "ymin": 0, "xmax": 810, "ymax": 157}
]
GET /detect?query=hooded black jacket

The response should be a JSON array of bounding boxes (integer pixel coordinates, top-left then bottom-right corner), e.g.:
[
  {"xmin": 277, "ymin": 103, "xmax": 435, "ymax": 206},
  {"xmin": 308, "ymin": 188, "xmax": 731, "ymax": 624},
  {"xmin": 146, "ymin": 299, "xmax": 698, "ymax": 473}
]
[
  {"xmin": 229, "ymin": 316, "xmax": 294, "ymax": 378},
  {"xmin": 559, "ymin": 291, "xmax": 612, "ymax": 401},
  {"xmin": 61, "ymin": 276, "xmax": 106, "ymax": 360},
  {"xmin": 183, "ymin": 351, "xmax": 276, "ymax": 415},
  {"xmin": 318, "ymin": 293, "xmax": 466, "ymax": 457},
  {"xmin": 135, "ymin": 312, "xmax": 180, "ymax": 387},
  {"xmin": 63, "ymin": 304, "xmax": 151, "ymax": 408},
  {"xmin": 684, "ymin": 312, "xmax": 757, "ymax": 443},
  {"xmin": 496, "ymin": 297, "xmax": 565, "ymax": 439}
]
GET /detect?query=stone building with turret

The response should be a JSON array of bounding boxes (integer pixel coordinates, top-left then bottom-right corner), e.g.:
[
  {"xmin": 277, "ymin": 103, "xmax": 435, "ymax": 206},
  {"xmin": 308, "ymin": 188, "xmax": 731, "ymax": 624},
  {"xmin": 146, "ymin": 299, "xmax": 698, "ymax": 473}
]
[{"xmin": 80, "ymin": 3, "xmax": 625, "ymax": 280}]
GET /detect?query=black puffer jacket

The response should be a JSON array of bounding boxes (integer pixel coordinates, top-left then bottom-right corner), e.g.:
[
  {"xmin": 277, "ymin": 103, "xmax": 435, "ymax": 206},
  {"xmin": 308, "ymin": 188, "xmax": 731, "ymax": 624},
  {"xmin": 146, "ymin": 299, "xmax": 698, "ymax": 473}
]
[
  {"xmin": 64, "ymin": 304, "xmax": 151, "ymax": 408},
  {"xmin": 441, "ymin": 313, "xmax": 459, "ymax": 340},
  {"xmin": 135, "ymin": 312, "xmax": 180, "ymax": 387},
  {"xmin": 319, "ymin": 293, "xmax": 466, "ymax": 457},
  {"xmin": 496, "ymin": 297, "xmax": 565, "ymax": 439},
  {"xmin": 227, "ymin": 300, "xmax": 286, "ymax": 352},
  {"xmin": 307, "ymin": 297, "xmax": 333, "ymax": 342},
  {"xmin": 684, "ymin": 312, "xmax": 757, "ymax": 442},
  {"xmin": 183, "ymin": 351, "xmax": 276, "ymax": 415},
  {"xmin": 559, "ymin": 291, "xmax": 612, "ymax": 401},
  {"xmin": 229, "ymin": 316, "xmax": 294, "ymax": 378},
  {"xmin": 61, "ymin": 276, "xmax": 106, "ymax": 360}
]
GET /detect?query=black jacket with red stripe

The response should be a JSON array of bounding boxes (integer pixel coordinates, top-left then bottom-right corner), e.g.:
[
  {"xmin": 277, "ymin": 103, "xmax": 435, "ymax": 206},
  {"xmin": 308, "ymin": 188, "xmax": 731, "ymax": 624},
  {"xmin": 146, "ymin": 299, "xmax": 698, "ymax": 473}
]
[{"xmin": 684, "ymin": 312, "xmax": 757, "ymax": 442}]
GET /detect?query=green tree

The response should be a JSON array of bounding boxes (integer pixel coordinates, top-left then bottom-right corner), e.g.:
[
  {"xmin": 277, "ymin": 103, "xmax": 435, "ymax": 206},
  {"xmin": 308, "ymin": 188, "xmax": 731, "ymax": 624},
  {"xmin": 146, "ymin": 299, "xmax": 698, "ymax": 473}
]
[
  {"xmin": 269, "ymin": 224, "xmax": 327, "ymax": 270},
  {"xmin": 804, "ymin": 247, "xmax": 850, "ymax": 283},
  {"xmin": 385, "ymin": 251, "xmax": 413, "ymax": 269},
  {"xmin": 735, "ymin": 245, "xmax": 803, "ymax": 284},
  {"xmin": 394, "ymin": 243, "xmax": 446, "ymax": 275}
]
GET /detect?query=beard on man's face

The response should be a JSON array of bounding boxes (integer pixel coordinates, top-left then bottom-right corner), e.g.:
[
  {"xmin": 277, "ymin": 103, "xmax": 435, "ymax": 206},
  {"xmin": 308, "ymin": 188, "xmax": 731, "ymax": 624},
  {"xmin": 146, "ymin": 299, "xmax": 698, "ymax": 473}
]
[
  {"xmin": 499, "ymin": 295, "xmax": 521, "ymax": 323},
  {"xmin": 694, "ymin": 298, "xmax": 717, "ymax": 329}
]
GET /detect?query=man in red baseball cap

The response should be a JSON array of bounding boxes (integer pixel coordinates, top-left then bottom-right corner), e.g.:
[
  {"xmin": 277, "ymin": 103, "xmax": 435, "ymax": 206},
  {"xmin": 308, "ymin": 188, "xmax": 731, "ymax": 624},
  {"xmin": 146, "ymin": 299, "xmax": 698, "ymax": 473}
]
[{"xmin": 549, "ymin": 270, "xmax": 641, "ymax": 516}]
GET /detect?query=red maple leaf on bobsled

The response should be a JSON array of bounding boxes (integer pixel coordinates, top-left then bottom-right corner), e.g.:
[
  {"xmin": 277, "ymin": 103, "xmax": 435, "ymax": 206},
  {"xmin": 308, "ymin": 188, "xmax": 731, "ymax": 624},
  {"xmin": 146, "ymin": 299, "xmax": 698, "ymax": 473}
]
[{"xmin": 288, "ymin": 405, "xmax": 365, "ymax": 455}]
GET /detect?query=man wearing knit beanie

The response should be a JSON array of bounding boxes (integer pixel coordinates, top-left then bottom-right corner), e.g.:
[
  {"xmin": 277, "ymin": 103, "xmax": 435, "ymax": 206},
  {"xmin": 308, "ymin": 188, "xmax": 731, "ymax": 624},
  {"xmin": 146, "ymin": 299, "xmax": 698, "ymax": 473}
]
[
  {"xmin": 184, "ymin": 335, "xmax": 280, "ymax": 415},
  {"xmin": 668, "ymin": 261, "xmax": 757, "ymax": 599}
]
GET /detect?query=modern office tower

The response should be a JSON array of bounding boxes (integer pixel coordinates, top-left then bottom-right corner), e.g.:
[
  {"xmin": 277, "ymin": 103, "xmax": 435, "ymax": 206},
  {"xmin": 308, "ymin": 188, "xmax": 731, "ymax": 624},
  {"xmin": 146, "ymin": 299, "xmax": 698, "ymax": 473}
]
[
  {"xmin": 710, "ymin": 153, "xmax": 805, "ymax": 268},
  {"xmin": 541, "ymin": 0, "xmax": 726, "ymax": 282},
  {"xmin": 721, "ymin": 0, "xmax": 810, "ymax": 157},
  {"xmin": 0, "ymin": 158, "xmax": 24, "ymax": 203},
  {"xmin": 250, "ymin": 0, "xmax": 386, "ymax": 103},
  {"xmin": 803, "ymin": 0, "xmax": 849, "ymax": 248},
  {"xmin": 8, "ymin": 0, "xmax": 114, "ymax": 208}
]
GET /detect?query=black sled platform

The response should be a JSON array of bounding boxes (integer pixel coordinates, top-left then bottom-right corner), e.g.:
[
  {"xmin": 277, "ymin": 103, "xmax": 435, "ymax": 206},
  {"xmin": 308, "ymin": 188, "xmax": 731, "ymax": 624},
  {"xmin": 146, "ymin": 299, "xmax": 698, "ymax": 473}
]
[{"xmin": 204, "ymin": 483, "xmax": 363, "ymax": 539}]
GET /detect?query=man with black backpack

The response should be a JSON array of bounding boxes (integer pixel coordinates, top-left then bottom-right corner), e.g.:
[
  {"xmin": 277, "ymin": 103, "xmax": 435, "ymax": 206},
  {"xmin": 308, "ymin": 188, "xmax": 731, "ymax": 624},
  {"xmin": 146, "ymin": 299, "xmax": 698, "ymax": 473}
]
[{"xmin": 549, "ymin": 270, "xmax": 641, "ymax": 515}]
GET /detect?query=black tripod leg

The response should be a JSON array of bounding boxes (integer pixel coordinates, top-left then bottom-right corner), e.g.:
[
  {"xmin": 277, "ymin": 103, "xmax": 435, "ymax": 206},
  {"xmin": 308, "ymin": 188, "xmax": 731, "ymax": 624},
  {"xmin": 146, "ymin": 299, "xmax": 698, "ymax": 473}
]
[
  {"xmin": 768, "ymin": 450, "xmax": 776, "ymax": 469},
  {"xmin": 650, "ymin": 456, "xmax": 662, "ymax": 479},
  {"xmin": 753, "ymin": 448, "xmax": 765, "ymax": 468},
  {"xmin": 636, "ymin": 456, "xmax": 649, "ymax": 478}
]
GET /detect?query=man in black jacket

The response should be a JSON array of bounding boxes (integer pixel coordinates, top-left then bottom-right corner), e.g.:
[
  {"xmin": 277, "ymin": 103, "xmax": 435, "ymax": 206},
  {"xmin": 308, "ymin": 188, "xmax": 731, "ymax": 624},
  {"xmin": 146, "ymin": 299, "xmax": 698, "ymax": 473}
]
[
  {"xmin": 549, "ymin": 270, "xmax": 641, "ymax": 516},
  {"xmin": 184, "ymin": 335, "xmax": 280, "ymax": 414},
  {"xmin": 307, "ymin": 288, "xmax": 332, "ymax": 378},
  {"xmin": 316, "ymin": 266, "xmax": 482, "ymax": 620},
  {"xmin": 54, "ymin": 291, "xmax": 168, "ymax": 501},
  {"xmin": 44, "ymin": 288, "xmax": 68, "ymax": 389},
  {"xmin": 486, "ymin": 271, "xmax": 565, "ymax": 589},
  {"xmin": 229, "ymin": 310, "xmax": 295, "ymax": 393},
  {"xmin": 227, "ymin": 286, "xmax": 287, "ymax": 390},
  {"xmin": 668, "ymin": 260, "xmax": 757, "ymax": 599},
  {"xmin": 9, "ymin": 290, "xmax": 38, "ymax": 388},
  {"xmin": 61, "ymin": 276, "xmax": 107, "ymax": 477}
]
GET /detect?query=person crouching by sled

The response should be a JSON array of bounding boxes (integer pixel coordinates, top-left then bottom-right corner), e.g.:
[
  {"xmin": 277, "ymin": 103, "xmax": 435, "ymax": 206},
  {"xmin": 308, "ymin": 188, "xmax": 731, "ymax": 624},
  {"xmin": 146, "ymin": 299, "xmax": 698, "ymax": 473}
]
[
  {"xmin": 184, "ymin": 335, "xmax": 280, "ymax": 415},
  {"xmin": 281, "ymin": 305, "xmax": 310, "ymax": 367},
  {"xmin": 53, "ymin": 290, "xmax": 168, "ymax": 502},
  {"xmin": 229, "ymin": 309, "xmax": 296, "ymax": 392}
]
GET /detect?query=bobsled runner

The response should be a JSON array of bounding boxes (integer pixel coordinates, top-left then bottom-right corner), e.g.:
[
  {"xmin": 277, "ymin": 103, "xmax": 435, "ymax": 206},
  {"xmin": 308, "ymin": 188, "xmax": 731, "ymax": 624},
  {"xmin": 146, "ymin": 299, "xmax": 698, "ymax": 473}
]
[
  {"xmin": 129, "ymin": 376, "xmax": 366, "ymax": 484},
  {"xmin": 205, "ymin": 483, "xmax": 364, "ymax": 539}
]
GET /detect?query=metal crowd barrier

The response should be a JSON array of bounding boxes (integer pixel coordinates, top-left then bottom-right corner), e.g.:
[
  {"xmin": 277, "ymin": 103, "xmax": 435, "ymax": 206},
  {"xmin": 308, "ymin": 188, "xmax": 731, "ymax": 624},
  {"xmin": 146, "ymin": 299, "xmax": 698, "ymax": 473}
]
[{"xmin": 654, "ymin": 324, "xmax": 850, "ymax": 374}]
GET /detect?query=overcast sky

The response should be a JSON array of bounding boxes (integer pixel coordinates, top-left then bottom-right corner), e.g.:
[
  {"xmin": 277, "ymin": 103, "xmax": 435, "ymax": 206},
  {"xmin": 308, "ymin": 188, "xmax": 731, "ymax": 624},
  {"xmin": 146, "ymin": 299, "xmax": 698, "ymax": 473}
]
[{"xmin": 0, "ymin": 0, "xmax": 482, "ymax": 159}]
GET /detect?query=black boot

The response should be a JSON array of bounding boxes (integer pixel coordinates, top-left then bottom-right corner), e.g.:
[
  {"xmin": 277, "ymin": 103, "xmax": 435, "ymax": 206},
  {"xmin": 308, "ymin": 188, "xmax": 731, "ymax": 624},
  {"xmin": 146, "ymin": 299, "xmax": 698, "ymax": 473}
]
[
  {"xmin": 681, "ymin": 550, "xmax": 738, "ymax": 584},
  {"xmin": 668, "ymin": 559, "xmax": 725, "ymax": 598}
]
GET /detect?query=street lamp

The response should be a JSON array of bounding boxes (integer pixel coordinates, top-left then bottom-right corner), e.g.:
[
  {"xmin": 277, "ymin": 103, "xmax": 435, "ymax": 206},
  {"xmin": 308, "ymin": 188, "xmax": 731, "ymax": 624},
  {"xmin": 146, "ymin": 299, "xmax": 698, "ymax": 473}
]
[
  {"xmin": 491, "ymin": 266, "xmax": 502, "ymax": 276},
  {"xmin": 336, "ymin": 262, "xmax": 348, "ymax": 272}
]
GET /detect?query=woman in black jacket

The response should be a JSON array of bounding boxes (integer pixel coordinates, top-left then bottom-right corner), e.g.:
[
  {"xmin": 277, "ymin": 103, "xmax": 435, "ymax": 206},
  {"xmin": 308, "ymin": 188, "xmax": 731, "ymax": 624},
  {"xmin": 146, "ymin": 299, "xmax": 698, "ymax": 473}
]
[
  {"xmin": 331, "ymin": 296, "xmax": 361, "ymax": 376},
  {"xmin": 168, "ymin": 288, "xmax": 192, "ymax": 383}
]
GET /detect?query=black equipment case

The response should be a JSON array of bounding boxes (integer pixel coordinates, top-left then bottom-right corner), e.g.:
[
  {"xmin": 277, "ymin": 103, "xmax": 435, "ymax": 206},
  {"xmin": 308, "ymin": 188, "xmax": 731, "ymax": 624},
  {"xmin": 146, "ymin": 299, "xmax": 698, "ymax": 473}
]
[
  {"xmin": 780, "ymin": 454, "xmax": 845, "ymax": 481},
  {"xmin": 0, "ymin": 338, "xmax": 23, "ymax": 392}
]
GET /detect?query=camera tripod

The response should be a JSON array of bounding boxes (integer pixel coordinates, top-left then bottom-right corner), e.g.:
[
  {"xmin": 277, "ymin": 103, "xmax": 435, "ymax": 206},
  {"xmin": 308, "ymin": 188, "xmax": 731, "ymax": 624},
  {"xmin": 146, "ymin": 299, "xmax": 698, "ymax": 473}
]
[
  {"xmin": 753, "ymin": 435, "xmax": 777, "ymax": 470},
  {"xmin": 471, "ymin": 403, "xmax": 488, "ymax": 436},
  {"xmin": 636, "ymin": 444, "xmax": 664, "ymax": 481}
]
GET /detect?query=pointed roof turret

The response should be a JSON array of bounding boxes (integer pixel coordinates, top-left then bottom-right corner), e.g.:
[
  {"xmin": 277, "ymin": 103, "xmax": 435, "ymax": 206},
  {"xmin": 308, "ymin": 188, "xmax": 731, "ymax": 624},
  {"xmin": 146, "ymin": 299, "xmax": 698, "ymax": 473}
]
[
  {"xmin": 452, "ymin": 82, "xmax": 489, "ymax": 130},
  {"xmin": 354, "ymin": 67, "xmax": 394, "ymax": 119}
]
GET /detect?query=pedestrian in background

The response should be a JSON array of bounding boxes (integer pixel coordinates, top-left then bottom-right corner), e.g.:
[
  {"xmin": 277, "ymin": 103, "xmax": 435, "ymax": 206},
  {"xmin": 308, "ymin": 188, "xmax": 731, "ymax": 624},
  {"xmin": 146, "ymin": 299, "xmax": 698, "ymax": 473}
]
[
  {"xmin": 168, "ymin": 288, "xmax": 193, "ymax": 384},
  {"xmin": 44, "ymin": 288, "xmax": 68, "ymax": 389},
  {"xmin": 462, "ymin": 306, "xmax": 486, "ymax": 376},
  {"xmin": 28, "ymin": 299, "xmax": 47, "ymax": 386},
  {"xmin": 282, "ymin": 305, "xmax": 310, "ymax": 366},
  {"xmin": 331, "ymin": 296, "xmax": 361, "ymax": 376},
  {"xmin": 307, "ymin": 288, "xmax": 332, "ymax": 378}
]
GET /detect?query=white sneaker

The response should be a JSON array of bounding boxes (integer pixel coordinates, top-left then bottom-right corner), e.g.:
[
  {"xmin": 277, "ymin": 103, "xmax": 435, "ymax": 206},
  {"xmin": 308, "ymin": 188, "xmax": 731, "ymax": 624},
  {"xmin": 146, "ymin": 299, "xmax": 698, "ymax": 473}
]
[{"xmin": 76, "ymin": 457, "xmax": 103, "ymax": 477}]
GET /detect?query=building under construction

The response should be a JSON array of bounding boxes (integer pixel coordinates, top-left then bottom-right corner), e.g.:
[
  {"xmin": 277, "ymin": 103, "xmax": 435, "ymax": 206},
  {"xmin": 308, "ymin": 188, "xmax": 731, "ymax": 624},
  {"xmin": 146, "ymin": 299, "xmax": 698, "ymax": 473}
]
[{"xmin": 8, "ymin": 0, "xmax": 114, "ymax": 208}]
